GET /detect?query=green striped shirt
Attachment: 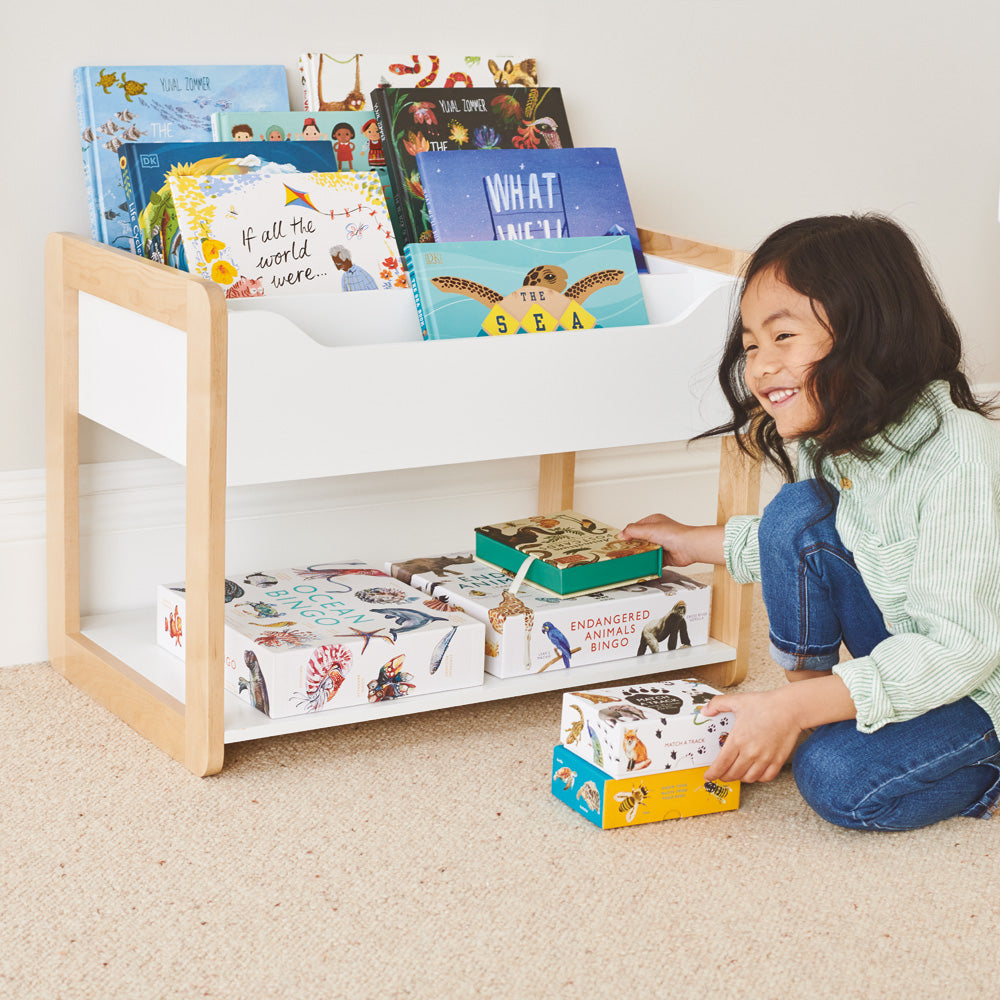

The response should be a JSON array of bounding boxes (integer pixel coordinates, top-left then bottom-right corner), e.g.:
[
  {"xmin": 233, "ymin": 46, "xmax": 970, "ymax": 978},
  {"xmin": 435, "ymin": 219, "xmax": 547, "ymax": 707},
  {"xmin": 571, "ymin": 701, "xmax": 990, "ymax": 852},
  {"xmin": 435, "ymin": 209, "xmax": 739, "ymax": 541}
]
[{"xmin": 724, "ymin": 380, "xmax": 1000, "ymax": 733}]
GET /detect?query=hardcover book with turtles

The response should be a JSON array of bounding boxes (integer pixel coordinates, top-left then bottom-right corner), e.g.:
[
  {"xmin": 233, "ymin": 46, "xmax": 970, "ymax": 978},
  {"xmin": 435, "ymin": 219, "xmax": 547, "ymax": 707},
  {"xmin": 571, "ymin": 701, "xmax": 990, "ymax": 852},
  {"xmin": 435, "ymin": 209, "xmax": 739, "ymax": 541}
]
[
  {"xmin": 169, "ymin": 169, "xmax": 406, "ymax": 298},
  {"xmin": 299, "ymin": 52, "xmax": 538, "ymax": 113},
  {"xmin": 369, "ymin": 85, "xmax": 572, "ymax": 248},
  {"xmin": 416, "ymin": 147, "xmax": 646, "ymax": 272},
  {"xmin": 120, "ymin": 140, "xmax": 343, "ymax": 270},
  {"xmin": 155, "ymin": 561, "xmax": 484, "ymax": 719},
  {"xmin": 74, "ymin": 64, "xmax": 289, "ymax": 250},
  {"xmin": 473, "ymin": 511, "xmax": 662, "ymax": 596},
  {"xmin": 404, "ymin": 236, "xmax": 647, "ymax": 340},
  {"xmin": 386, "ymin": 551, "xmax": 711, "ymax": 679}
]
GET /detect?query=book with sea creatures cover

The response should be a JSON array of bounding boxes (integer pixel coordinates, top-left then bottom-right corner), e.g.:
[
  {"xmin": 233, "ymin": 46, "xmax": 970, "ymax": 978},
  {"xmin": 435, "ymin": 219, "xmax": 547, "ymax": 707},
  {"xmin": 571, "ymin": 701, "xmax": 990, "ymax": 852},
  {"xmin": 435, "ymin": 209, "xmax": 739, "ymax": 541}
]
[{"xmin": 74, "ymin": 64, "xmax": 289, "ymax": 249}]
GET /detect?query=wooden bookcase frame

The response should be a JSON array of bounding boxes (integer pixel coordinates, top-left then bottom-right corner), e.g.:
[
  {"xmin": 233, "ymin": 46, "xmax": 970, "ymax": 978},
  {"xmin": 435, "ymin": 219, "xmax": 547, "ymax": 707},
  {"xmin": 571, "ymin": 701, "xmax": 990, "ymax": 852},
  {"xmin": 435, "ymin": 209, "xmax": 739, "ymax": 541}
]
[{"xmin": 45, "ymin": 228, "xmax": 759, "ymax": 776}]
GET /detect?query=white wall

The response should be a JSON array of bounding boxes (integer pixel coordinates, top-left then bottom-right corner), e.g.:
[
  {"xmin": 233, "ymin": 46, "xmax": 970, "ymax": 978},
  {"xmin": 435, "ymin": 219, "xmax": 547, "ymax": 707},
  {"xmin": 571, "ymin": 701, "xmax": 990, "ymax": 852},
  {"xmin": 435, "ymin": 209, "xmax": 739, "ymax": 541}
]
[{"xmin": 2, "ymin": 0, "xmax": 998, "ymax": 663}]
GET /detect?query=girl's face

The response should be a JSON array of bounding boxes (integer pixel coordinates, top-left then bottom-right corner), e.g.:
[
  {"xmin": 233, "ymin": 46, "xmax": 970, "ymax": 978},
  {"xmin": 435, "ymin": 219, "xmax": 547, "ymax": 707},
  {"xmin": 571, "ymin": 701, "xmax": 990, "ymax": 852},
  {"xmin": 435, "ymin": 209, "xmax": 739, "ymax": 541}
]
[{"xmin": 740, "ymin": 267, "xmax": 834, "ymax": 440}]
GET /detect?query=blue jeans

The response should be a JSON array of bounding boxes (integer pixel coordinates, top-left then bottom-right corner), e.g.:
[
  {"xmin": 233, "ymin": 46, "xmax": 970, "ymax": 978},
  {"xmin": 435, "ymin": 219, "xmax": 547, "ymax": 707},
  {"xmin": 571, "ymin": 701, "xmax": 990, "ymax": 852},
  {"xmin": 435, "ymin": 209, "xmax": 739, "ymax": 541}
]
[{"xmin": 759, "ymin": 481, "xmax": 1000, "ymax": 831}]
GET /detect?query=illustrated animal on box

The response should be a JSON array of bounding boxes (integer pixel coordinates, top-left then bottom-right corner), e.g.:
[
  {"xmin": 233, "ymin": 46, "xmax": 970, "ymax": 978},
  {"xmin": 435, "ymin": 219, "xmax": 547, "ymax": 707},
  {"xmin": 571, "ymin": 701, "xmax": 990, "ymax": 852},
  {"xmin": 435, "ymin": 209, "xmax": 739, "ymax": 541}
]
[
  {"xmin": 487, "ymin": 590, "xmax": 535, "ymax": 667},
  {"xmin": 637, "ymin": 600, "xmax": 691, "ymax": 654},
  {"xmin": 389, "ymin": 553, "xmax": 476, "ymax": 587},
  {"xmin": 488, "ymin": 58, "xmax": 538, "ymax": 87},
  {"xmin": 431, "ymin": 265, "xmax": 625, "ymax": 336},
  {"xmin": 316, "ymin": 53, "xmax": 366, "ymax": 111}
]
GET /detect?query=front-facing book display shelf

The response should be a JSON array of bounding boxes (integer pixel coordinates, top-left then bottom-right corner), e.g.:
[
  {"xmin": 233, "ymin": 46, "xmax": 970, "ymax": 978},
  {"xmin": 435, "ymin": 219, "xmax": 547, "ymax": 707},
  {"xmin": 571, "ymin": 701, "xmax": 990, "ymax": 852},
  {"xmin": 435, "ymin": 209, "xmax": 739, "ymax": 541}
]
[{"xmin": 45, "ymin": 228, "xmax": 761, "ymax": 776}]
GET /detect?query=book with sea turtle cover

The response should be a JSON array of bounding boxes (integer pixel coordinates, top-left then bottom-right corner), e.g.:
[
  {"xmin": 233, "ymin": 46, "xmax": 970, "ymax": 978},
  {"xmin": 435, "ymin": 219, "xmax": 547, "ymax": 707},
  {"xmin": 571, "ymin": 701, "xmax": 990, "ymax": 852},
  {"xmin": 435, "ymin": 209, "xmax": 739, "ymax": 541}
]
[{"xmin": 403, "ymin": 235, "xmax": 647, "ymax": 340}]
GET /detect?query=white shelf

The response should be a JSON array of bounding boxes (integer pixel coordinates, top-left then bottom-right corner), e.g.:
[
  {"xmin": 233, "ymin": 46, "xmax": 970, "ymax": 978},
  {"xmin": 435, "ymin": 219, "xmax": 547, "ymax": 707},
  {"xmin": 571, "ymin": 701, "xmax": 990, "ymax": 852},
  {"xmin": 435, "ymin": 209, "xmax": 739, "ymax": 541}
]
[
  {"xmin": 76, "ymin": 260, "xmax": 737, "ymax": 486},
  {"xmin": 81, "ymin": 609, "xmax": 736, "ymax": 745}
]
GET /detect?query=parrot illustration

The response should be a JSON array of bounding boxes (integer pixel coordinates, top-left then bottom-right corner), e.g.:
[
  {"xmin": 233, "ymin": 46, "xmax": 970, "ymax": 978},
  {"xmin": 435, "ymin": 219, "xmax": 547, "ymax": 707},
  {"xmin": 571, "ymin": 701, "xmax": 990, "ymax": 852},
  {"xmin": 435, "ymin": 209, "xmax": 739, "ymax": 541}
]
[
  {"xmin": 587, "ymin": 721, "xmax": 604, "ymax": 767},
  {"xmin": 541, "ymin": 621, "xmax": 573, "ymax": 668}
]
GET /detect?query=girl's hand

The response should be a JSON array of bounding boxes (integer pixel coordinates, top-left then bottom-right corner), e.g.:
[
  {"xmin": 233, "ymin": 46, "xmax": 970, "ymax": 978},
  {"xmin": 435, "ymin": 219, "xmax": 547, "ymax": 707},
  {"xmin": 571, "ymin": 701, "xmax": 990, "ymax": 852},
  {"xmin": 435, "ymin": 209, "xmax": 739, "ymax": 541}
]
[
  {"xmin": 701, "ymin": 689, "xmax": 803, "ymax": 784},
  {"xmin": 619, "ymin": 514, "xmax": 725, "ymax": 567}
]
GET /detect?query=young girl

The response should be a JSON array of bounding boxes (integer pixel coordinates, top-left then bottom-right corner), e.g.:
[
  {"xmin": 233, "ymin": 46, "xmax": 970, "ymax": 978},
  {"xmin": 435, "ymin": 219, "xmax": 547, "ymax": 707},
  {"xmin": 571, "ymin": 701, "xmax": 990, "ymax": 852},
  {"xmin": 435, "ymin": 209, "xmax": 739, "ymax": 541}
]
[{"xmin": 622, "ymin": 213, "xmax": 1000, "ymax": 831}]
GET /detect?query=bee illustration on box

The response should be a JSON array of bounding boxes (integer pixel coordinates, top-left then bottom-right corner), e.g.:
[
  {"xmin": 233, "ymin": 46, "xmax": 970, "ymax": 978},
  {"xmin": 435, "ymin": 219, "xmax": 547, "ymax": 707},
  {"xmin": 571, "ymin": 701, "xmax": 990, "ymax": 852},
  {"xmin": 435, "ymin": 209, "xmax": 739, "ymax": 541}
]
[
  {"xmin": 576, "ymin": 781, "xmax": 600, "ymax": 812},
  {"xmin": 703, "ymin": 780, "xmax": 730, "ymax": 801},
  {"xmin": 552, "ymin": 766, "xmax": 576, "ymax": 791},
  {"xmin": 430, "ymin": 264, "xmax": 626, "ymax": 336},
  {"xmin": 614, "ymin": 783, "xmax": 649, "ymax": 823}
]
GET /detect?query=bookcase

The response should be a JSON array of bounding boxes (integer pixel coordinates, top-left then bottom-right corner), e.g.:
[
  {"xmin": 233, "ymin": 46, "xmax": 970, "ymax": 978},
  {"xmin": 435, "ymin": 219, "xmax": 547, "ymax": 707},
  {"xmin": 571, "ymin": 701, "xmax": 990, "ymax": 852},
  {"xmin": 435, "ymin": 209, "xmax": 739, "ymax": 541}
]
[{"xmin": 45, "ymin": 228, "xmax": 760, "ymax": 776}]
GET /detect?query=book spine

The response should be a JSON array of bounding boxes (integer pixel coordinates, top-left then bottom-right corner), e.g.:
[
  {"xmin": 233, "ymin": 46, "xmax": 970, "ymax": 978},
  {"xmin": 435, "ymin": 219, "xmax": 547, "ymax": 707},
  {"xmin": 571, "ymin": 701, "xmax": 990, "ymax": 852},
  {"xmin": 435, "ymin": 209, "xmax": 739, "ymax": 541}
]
[
  {"xmin": 403, "ymin": 246, "xmax": 429, "ymax": 340},
  {"xmin": 370, "ymin": 90, "xmax": 414, "ymax": 249},
  {"xmin": 73, "ymin": 68, "xmax": 101, "ymax": 242},
  {"xmin": 118, "ymin": 152, "xmax": 145, "ymax": 257},
  {"xmin": 210, "ymin": 113, "xmax": 221, "ymax": 141},
  {"xmin": 416, "ymin": 151, "xmax": 438, "ymax": 242}
]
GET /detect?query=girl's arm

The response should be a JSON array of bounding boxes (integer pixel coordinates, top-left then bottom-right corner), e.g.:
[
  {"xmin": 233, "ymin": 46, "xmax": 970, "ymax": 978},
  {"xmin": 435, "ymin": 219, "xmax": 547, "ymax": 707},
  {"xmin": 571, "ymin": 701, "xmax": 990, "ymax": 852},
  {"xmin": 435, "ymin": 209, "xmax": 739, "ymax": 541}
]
[
  {"xmin": 701, "ymin": 675, "xmax": 857, "ymax": 783},
  {"xmin": 619, "ymin": 514, "xmax": 725, "ymax": 567}
]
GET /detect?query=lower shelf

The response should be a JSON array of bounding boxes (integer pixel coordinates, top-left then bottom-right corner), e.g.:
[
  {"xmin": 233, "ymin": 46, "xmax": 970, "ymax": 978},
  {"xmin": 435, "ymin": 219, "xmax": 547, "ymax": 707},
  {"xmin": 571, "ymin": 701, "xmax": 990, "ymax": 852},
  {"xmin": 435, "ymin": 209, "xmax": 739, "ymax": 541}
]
[{"xmin": 82, "ymin": 610, "xmax": 737, "ymax": 745}]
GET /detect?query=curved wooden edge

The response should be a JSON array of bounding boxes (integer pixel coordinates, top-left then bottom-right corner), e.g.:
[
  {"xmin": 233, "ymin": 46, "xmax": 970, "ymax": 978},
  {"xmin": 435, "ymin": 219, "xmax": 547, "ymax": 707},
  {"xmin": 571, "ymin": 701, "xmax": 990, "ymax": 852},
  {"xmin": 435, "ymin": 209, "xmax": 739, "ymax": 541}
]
[
  {"xmin": 45, "ymin": 233, "xmax": 228, "ymax": 776},
  {"xmin": 639, "ymin": 227, "xmax": 749, "ymax": 277}
]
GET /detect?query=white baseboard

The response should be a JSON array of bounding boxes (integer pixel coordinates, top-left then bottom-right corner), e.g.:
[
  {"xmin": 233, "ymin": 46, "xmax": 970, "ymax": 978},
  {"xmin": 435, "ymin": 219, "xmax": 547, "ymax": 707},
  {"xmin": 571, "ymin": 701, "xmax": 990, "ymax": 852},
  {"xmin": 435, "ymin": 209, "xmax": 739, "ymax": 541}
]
[{"xmin": 0, "ymin": 440, "xmax": 727, "ymax": 667}]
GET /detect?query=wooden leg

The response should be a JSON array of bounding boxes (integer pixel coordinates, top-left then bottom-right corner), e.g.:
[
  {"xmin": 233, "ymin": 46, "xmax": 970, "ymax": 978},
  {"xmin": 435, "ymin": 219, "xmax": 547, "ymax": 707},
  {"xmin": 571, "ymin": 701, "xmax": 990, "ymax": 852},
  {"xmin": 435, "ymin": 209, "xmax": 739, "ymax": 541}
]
[
  {"xmin": 538, "ymin": 452, "xmax": 575, "ymax": 511},
  {"xmin": 181, "ymin": 282, "xmax": 228, "ymax": 777},
  {"xmin": 706, "ymin": 436, "xmax": 762, "ymax": 686},
  {"xmin": 44, "ymin": 233, "xmax": 81, "ymax": 677}
]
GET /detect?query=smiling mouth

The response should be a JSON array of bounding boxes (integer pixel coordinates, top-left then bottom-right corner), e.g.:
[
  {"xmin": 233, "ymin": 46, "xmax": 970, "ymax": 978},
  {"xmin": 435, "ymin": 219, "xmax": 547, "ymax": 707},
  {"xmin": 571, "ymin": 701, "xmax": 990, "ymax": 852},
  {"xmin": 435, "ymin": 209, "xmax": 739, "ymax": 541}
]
[{"xmin": 765, "ymin": 388, "xmax": 799, "ymax": 405}]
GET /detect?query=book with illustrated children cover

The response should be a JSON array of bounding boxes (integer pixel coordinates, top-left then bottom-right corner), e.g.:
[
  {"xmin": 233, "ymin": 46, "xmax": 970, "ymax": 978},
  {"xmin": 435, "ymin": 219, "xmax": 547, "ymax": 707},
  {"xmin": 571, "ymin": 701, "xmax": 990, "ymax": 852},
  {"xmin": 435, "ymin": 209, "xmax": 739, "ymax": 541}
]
[
  {"xmin": 74, "ymin": 64, "xmax": 289, "ymax": 249},
  {"xmin": 169, "ymin": 169, "xmax": 407, "ymax": 299},
  {"xmin": 473, "ymin": 510, "xmax": 662, "ymax": 598},
  {"xmin": 370, "ymin": 85, "xmax": 573, "ymax": 249},
  {"xmin": 416, "ymin": 147, "xmax": 647, "ymax": 273},
  {"xmin": 210, "ymin": 110, "xmax": 403, "ymax": 243},
  {"xmin": 403, "ymin": 236, "xmax": 646, "ymax": 340},
  {"xmin": 298, "ymin": 52, "xmax": 537, "ymax": 112},
  {"xmin": 120, "ymin": 141, "xmax": 341, "ymax": 269}
]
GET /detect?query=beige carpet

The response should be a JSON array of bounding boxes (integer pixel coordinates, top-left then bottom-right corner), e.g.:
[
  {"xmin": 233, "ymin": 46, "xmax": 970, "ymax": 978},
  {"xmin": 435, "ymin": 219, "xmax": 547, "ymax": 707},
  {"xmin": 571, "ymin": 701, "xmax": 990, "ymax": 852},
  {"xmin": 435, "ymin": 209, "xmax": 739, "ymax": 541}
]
[{"xmin": 3, "ymin": 587, "xmax": 997, "ymax": 1000}]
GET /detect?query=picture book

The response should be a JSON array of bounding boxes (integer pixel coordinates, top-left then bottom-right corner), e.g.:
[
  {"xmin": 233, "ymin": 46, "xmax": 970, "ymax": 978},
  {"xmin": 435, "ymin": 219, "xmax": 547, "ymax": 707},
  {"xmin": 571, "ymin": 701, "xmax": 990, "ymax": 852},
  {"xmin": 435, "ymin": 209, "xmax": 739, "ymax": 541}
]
[
  {"xmin": 387, "ymin": 551, "xmax": 710, "ymax": 679},
  {"xmin": 370, "ymin": 86, "xmax": 573, "ymax": 248},
  {"xmin": 473, "ymin": 511, "xmax": 663, "ymax": 598},
  {"xmin": 74, "ymin": 64, "xmax": 289, "ymax": 249},
  {"xmin": 299, "ymin": 52, "xmax": 537, "ymax": 112},
  {"xmin": 416, "ymin": 147, "xmax": 646, "ymax": 273},
  {"xmin": 210, "ymin": 109, "xmax": 404, "ymax": 243},
  {"xmin": 121, "ymin": 140, "xmax": 341, "ymax": 269},
  {"xmin": 156, "ymin": 561, "xmax": 484, "ymax": 719},
  {"xmin": 169, "ymin": 170, "xmax": 407, "ymax": 299},
  {"xmin": 403, "ymin": 236, "xmax": 647, "ymax": 340}
]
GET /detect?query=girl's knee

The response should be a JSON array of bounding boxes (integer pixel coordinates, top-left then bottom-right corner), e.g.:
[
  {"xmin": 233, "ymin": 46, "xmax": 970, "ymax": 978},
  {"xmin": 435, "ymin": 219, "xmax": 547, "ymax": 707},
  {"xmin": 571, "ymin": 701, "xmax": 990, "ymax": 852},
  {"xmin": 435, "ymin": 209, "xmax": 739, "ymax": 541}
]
[
  {"xmin": 759, "ymin": 481, "xmax": 835, "ymax": 555},
  {"xmin": 792, "ymin": 729, "xmax": 867, "ymax": 828}
]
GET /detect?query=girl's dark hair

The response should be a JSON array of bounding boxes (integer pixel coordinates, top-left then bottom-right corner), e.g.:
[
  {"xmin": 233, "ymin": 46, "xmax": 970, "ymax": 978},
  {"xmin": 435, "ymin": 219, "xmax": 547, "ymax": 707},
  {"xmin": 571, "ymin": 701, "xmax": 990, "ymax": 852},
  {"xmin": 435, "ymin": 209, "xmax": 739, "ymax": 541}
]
[{"xmin": 701, "ymin": 212, "xmax": 993, "ymax": 482}]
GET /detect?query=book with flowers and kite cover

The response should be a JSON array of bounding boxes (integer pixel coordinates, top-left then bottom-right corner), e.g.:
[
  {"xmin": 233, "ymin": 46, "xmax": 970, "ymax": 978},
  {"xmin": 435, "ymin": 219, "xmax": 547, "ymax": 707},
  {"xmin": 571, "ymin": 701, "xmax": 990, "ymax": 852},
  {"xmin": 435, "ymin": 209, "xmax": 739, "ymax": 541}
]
[
  {"xmin": 120, "ymin": 140, "xmax": 342, "ymax": 270},
  {"xmin": 74, "ymin": 64, "xmax": 289, "ymax": 250},
  {"xmin": 369, "ymin": 85, "xmax": 573, "ymax": 250},
  {"xmin": 209, "ymin": 109, "xmax": 405, "ymax": 245},
  {"xmin": 168, "ymin": 169, "xmax": 407, "ymax": 299}
]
